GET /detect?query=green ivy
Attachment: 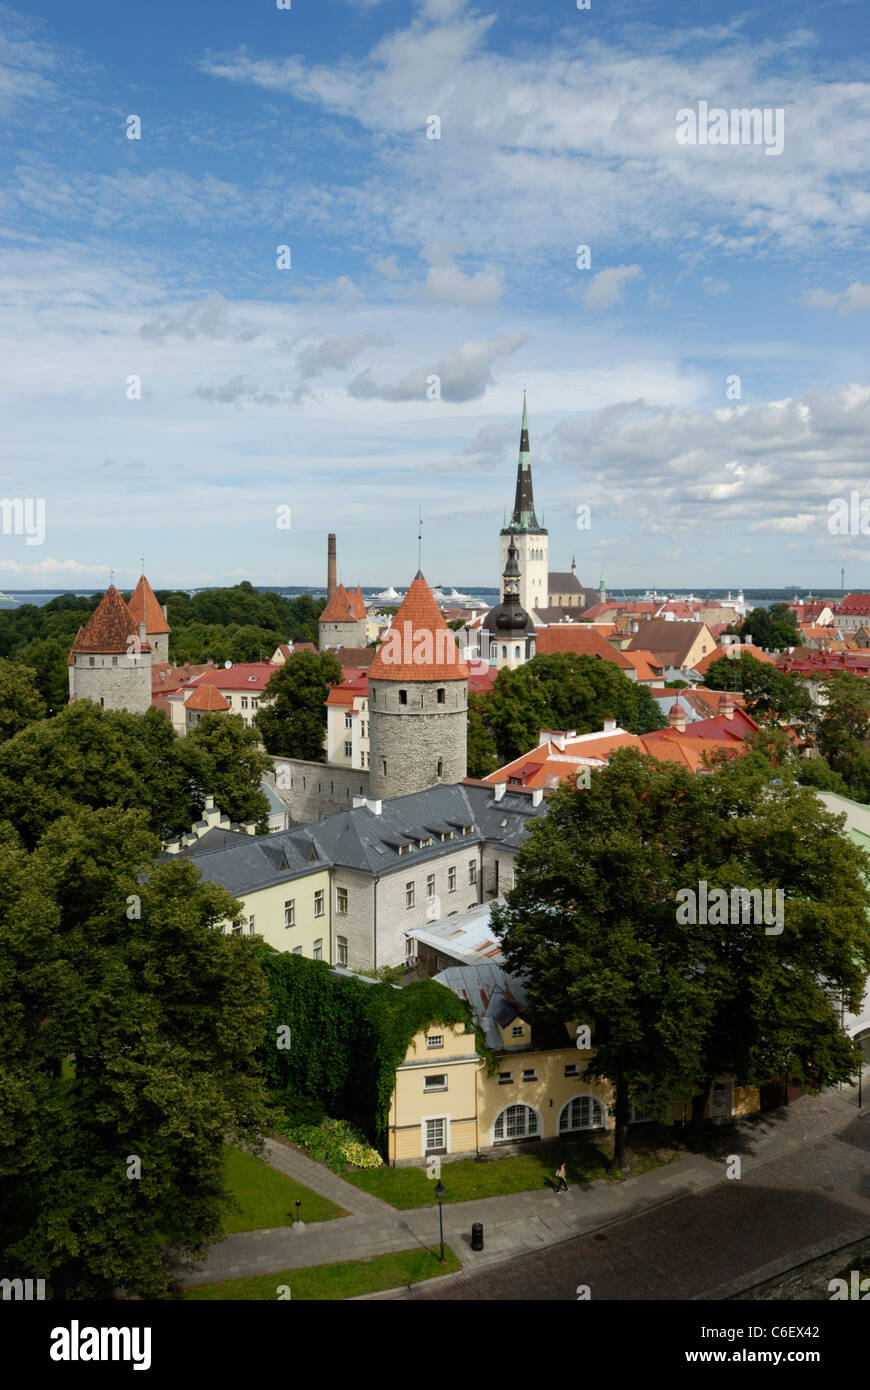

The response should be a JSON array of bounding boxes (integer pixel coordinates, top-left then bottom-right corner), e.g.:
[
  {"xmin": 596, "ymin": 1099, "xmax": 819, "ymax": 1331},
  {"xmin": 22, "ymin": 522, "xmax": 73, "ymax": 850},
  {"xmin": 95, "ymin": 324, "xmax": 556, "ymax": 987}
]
[{"xmin": 259, "ymin": 954, "xmax": 496, "ymax": 1154}]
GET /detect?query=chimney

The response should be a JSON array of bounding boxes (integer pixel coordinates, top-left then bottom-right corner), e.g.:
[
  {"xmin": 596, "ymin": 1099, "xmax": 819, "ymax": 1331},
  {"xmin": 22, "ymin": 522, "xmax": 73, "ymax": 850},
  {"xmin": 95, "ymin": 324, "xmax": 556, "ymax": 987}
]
[
  {"xmin": 603, "ymin": 719, "xmax": 617, "ymax": 733},
  {"xmin": 719, "ymin": 692, "xmax": 735, "ymax": 721},
  {"xmin": 327, "ymin": 534, "xmax": 337, "ymax": 599},
  {"xmin": 366, "ymin": 798, "xmax": 383, "ymax": 815},
  {"xmin": 531, "ymin": 788, "xmax": 543, "ymax": 806},
  {"xmin": 668, "ymin": 702, "xmax": 686, "ymax": 733},
  {"xmin": 493, "ymin": 781, "xmax": 506, "ymax": 801}
]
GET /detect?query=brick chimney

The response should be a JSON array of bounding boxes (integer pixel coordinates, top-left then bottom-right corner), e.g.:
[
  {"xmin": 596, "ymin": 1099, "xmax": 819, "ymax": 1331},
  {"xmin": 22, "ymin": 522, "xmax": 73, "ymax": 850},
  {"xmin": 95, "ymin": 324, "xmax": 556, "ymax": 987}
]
[
  {"xmin": 327, "ymin": 533, "xmax": 337, "ymax": 599},
  {"xmin": 668, "ymin": 701, "xmax": 686, "ymax": 733},
  {"xmin": 719, "ymin": 691, "xmax": 735, "ymax": 721}
]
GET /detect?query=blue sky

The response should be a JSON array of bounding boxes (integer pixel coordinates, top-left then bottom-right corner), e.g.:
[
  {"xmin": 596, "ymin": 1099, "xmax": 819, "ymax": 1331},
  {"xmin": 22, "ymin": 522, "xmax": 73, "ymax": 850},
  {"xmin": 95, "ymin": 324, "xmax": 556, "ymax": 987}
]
[{"xmin": 1, "ymin": 0, "xmax": 868, "ymax": 592}]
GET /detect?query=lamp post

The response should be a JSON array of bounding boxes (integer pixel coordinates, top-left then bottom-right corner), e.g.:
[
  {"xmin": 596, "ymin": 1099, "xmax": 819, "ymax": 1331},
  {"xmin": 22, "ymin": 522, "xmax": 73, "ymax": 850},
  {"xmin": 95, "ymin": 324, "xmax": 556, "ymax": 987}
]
[{"xmin": 434, "ymin": 1179, "xmax": 445, "ymax": 1264}]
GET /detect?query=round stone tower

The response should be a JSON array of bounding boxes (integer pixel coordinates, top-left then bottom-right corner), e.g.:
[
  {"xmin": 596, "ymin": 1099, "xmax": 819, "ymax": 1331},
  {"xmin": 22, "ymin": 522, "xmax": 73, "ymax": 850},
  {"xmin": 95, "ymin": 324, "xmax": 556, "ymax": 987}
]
[{"xmin": 367, "ymin": 571, "xmax": 468, "ymax": 801}]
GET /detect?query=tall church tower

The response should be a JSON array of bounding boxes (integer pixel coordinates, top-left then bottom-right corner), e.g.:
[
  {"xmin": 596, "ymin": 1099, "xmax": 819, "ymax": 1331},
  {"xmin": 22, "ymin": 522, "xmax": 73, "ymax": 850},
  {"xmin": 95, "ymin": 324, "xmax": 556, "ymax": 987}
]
[
  {"xmin": 500, "ymin": 392, "xmax": 548, "ymax": 614},
  {"xmin": 367, "ymin": 571, "xmax": 468, "ymax": 801}
]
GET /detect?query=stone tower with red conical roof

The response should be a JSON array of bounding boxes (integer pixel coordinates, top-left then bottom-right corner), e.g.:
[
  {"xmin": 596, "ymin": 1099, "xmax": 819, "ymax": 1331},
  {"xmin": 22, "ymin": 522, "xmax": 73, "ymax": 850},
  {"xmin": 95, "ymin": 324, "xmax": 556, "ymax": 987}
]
[
  {"xmin": 128, "ymin": 574, "xmax": 171, "ymax": 663},
  {"xmin": 367, "ymin": 570, "xmax": 468, "ymax": 800},
  {"xmin": 68, "ymin": 584, "xmax": 153, "ymax": 713}
]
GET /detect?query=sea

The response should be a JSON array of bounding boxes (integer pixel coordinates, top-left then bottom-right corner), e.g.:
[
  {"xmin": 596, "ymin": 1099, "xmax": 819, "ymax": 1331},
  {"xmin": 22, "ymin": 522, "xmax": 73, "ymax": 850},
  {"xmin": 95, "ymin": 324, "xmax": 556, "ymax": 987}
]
[{"xmin": 0, "ymin": 586, "xmax": 825, "ymax": 612}]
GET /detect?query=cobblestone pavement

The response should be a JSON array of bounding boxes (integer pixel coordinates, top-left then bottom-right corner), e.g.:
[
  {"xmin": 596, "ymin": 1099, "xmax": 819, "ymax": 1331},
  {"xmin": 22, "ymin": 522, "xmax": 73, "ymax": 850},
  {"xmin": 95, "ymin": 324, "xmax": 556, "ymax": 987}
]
[{"xmin": 395, "ymin": 1097, "xmax": 870, "ymax": 1301}]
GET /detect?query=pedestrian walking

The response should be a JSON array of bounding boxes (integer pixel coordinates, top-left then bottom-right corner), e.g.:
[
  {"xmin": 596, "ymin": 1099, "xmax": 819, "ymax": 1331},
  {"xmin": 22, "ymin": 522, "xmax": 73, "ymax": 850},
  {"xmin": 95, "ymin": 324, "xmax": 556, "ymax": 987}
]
[{"xmin": 555, "ymin": 1161, "xmax": 569, "ymax": 1193}]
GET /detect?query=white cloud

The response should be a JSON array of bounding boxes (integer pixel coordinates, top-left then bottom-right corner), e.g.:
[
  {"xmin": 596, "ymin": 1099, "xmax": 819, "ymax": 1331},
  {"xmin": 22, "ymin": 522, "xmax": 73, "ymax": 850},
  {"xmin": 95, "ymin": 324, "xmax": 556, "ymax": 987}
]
[
  {"xmin": 347, "ymin": 332, "xmax": 530, "ymax": 402},
  {"xmin": 140, "ymin": 293, "xmax": 259, "ymax": 341},
  {"xmin": 802, "ymin": 281, "xmax": 870, "ymax": 314},
  {"xmin": 582, "ymin": 265, "xmax": 642, "ymax": 310},
  {"xmin": 407, "ymin": 242, "xmax": 503, "ymax": 309},
  {"xmin": 296, "ymin": 333, "xmax": 391, "ymax": 380}
]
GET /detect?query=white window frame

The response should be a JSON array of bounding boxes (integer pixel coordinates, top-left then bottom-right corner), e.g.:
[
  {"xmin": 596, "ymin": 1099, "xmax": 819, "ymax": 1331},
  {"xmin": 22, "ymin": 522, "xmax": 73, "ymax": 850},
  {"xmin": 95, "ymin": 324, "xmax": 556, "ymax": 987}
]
[
  {"xmin": 558, "ymin": 1094, "xmax": 606, "ymax": 1134},
  {"xmin": 423, "ymin": 1074, "xmax": 448, "ymax": 1092},
  {"xmin": 447, "ymin": 867, "xmax": 456, "ymax": 893},
  {"xmin": 314, "ymin": 890, "xmax": 324, "ymax": 918},
  {"xmin": 426, "ymin": 1035, "xmax": 444, "ymax": 1050},
  {"xmin": 284, "ymin": 899, "xmax": 295, "ymax": 928},
  {"xmin": 492, "ymin": 1103, "xmax": 540, "ymax": 1143},
  {"xmin": 312, "ymin": 939, "xmax": 323, "ymax": 961},
  {"xmin": 422, "ymin": 1114, "xmax": 449, "ymax": 1155},
  {"xmin": 336, "ymin": 935, "xmax": 348, "ymax": 966},
  {"xmin": 405, "ymin": 882, "xmax": 415, "ymax": 909},
  {"xmin": 336, "ymin": 887, "xmax": 348, "ymax": 915}
]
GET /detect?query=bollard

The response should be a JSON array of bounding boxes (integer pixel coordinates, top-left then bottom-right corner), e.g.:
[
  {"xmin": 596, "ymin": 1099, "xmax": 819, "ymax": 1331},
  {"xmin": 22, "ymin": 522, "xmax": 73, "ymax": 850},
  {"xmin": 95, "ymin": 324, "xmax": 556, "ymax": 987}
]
[{"xmin": 471, "ymin": 1222, "xmax": 484, "ymax": 1252}]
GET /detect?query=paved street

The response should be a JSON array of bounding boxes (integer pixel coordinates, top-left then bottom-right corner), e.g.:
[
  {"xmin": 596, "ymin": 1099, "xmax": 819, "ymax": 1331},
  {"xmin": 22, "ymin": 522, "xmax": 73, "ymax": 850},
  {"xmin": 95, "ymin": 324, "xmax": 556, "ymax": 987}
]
[
  {"xmin": 177, "ymin": 1089, "xmax": 869, "ymax": 1300},
  {"xmin": 399, "ymin": 1094, "xmax": 870, "ymax": 1300}
]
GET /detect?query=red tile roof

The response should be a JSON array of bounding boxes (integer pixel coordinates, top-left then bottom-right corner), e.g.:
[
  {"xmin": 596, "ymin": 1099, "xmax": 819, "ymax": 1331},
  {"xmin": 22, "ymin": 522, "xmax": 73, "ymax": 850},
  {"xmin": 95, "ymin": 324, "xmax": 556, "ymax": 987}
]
[
  {"xmin": 368, "ymin": 573, "xmax": 469, "ymax": 682},
  {"xmin": 319, "ymin": 583, "xmax": 366, "ymax": 625},
  {"xmin": 536, "ymin": 624, "xmax": 634, "ymax": 669},
  {"xmin": 70, "ymin": 585, "xmax": 152, "ymax": 655},
  {"xmin": 335, "ymin": 646, "xmax": 376, "ymax": 668},
  {"xmin": 326, "ymin": 673, "xmax": 369, "ymax": 707},
  {"xmin": 189, "ymin": 663, "xmax": 274, "ymax": 692},
  {"xmin": 151, "ymin": 661, "xmax": 213, "ymax": 693},
  {"xmin": 185, "ymin": 684, "xmax": 231, "ymax": 712},
  {"xmin": 128, "ymin": 575, "xmax": 170, "ymax": 634},
  {"xmin": 836, "ymin": 593, "xmax": 870, "ymax": 617}
]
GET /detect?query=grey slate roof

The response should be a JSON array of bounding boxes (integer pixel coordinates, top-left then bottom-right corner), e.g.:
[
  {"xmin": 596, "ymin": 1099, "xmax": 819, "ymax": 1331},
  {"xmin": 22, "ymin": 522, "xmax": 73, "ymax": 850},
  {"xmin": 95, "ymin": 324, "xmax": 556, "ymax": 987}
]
[
  {"xmin": 172, "ymin": 780, "xmax": 549, "ymax": 897},
  {"xmin": 434, "ymin": 963, "xmax": 529, "ymax": 1051},
  {"xmin": 548, "ymin": 572, "xmax": 584, "ymax": 593}
]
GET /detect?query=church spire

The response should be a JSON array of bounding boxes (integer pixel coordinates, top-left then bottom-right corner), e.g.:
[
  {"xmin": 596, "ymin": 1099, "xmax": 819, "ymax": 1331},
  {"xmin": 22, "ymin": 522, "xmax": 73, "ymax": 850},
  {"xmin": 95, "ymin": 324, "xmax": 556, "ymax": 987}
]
[{"xmin": 503, "ymin": 391, "xmax": 546, "ymax": 535}]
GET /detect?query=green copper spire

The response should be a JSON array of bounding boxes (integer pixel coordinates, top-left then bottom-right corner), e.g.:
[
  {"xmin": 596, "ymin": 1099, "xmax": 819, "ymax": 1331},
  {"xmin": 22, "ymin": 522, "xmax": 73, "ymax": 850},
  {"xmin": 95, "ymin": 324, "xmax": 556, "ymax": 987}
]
[{"xmin": 502, "ymin": 391, "xmax": 547, "ymax": 536}]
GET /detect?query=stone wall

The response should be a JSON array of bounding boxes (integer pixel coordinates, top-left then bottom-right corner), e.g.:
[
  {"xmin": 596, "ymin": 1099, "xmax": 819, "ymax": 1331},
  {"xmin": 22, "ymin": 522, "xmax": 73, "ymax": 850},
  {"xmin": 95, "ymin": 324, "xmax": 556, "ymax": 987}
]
[
  {"xmin": 319, "ymin": 618, "xmax": 367, "ymax": 650},
  {"xmin": 68, "ymin": 652, "xmax": 152, "ymax": 714},
  {"xmin": 273, "ymin": 757, "xmax": 369, "ymax": 822},
  {"xmin": 368, "ymin": 677, "xmax": 467, "ymax": 800}
]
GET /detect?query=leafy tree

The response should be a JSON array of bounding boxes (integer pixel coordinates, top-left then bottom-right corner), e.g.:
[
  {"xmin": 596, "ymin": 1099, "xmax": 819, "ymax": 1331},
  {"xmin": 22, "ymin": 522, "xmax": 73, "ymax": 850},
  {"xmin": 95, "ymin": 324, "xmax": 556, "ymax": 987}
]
[
  {"xmin": 0, "ymin": 701, "xmax": 270, "ymax": 849},
  {"xmin": 492, "ymin": 751, "xmax": 717, "ymax": 1171},
  {"xmin": 485, "ymin": 652, "xmax": 666, "ymax": 764},
  {"xmin": 13, "ymin": 636, "xmax": 70, "ymax": 714},
  {"xmin": 0, "ymin": 808, "xmax": 271, "ymax": 1299},
  {"xmin": 181, "ymin": 714, "xmax": 272, "ymax": 830},
  {"xmin": 256, "ymin": 650, "xmax": 342, "ymax": 760},
  {"xmin": 467, "ymin": 692, "xmax": 499, "ymax": 779},
  {"xmin": 493, "ymin": 744, "xmax": 870, "ymax": 1168},
  {"xmin": 739, "ymin": 604, "xmax": 802, "ymax": 651},
  {"xmin": 704, "ymin": 652, "xmax": 812, "ymax": 725},
  {"xmin": 0, "ymin": 658, "xmax": 45, "ymax": 739}
]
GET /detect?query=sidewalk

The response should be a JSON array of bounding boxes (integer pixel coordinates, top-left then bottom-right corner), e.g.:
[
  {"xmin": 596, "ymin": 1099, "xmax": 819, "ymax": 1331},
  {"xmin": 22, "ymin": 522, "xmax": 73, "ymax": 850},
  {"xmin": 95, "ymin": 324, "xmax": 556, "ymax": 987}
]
[{"xmin": 175, "ymin": 1091, "xmax": 867, "ymax": 1289}]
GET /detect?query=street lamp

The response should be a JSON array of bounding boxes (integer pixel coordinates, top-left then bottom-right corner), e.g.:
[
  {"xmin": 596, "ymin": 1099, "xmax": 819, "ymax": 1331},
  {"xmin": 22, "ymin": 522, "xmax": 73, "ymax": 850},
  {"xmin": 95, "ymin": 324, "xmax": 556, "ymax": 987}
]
[{"xmin": 434, "ymin": 1179, "xmax": 445, "ymax": 1264}]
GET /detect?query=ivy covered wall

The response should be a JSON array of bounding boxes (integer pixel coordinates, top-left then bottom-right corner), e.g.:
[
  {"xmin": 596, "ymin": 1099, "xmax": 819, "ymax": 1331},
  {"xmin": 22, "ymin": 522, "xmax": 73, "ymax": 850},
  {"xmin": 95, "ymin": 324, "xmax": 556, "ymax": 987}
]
[{"xmin": 260, "ymin": 953, "xmax": 493, "ymax": 1154}]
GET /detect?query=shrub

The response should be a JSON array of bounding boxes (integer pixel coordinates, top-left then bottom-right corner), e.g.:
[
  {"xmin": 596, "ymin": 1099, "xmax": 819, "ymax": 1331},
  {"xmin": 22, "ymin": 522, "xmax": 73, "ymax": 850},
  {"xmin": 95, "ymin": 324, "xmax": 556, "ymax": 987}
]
[{"xmin": 281, "ymin": 1117, "xmax": 383, "ymax": 1171}]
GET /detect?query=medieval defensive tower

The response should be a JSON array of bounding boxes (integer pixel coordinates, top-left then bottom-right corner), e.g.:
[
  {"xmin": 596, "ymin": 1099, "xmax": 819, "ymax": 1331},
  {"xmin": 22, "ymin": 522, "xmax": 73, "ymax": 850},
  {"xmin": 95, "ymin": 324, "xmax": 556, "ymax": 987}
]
[{"xmin": 367, "ymin": 571, "xmax": 468, "ymax": 801}]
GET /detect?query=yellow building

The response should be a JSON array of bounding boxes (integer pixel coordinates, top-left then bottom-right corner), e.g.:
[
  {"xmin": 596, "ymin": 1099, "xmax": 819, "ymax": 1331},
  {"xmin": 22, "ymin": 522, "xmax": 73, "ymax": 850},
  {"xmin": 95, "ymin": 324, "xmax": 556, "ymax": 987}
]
[{"xmin": 387, "ymin": 965, "xmax": 760, "ymax": 1165}]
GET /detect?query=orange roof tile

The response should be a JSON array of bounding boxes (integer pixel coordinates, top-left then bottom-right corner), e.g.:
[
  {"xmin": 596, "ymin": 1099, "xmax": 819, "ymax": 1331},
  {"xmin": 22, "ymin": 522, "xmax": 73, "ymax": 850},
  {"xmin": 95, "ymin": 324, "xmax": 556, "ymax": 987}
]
[
  {"xmin": 368, "ymin": 572, "xmax": 469, "ymax": 682},
  {"xmin": 319, "ymin": 583, "xmax": 354, "ymax": 624},
  {"xmin": 70, "ymin": 586, "xmax": 152, "ymax": 656},
  {"xmin": 128, "ymin": 575, "xmax": 170, "ymax": 634},
  {"xmin": 350, "ymin": 585, "xmax": 367, "ymax": 620},
  {"xmin": 185, "ymin": 684, "xmax": 231, "ymax": 712},
  {"xmin": 536, "ymin": 625, "xmax": 634, "ymax": 669}
]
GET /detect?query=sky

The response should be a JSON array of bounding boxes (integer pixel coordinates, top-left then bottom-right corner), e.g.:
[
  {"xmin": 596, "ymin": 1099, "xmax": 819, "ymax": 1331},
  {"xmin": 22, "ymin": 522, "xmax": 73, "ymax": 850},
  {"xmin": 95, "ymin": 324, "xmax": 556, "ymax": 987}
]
[{"xmin": 0, "ymin": 0, "xmax": 868, "ymax": 593}]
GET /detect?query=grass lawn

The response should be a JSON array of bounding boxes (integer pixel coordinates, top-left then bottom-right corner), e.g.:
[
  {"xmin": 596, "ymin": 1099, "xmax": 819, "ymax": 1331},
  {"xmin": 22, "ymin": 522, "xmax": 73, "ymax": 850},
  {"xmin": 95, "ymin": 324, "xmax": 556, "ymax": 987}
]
[
  {"xmin": 221, "ymin": 1146, "xmax": 346, "ymax": 1233},
  {"xmin": 182, "ymin": 1246, "xmax": 461, "ymax": 1300},
  {"xmin": 343, "ymin": 1135, "xmax": 683, "ymax": 1209}
]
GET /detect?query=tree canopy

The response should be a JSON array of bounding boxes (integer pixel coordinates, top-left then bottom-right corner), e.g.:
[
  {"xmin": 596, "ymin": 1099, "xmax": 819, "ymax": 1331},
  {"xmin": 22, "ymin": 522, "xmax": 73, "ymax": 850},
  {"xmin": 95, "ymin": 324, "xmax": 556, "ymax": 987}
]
[
  {"xmin": 0, "ymin": 701, "xmax": 271, "ymax": 849},
  {"xmin": 703, "ymin": 652, "xmax": 812, "ymax": 726},
  {"xmin": 739, "ymin": 603, "xmax": 803, "ymax": 651},
  {"xmin": 255, "ymin": 650, "xmax": 343, "ymax": 760},
  {"xmin": 0, "ymin": 808, "xmax": 272, "ymax": 1299},
  {"xmin": 492, "ymin": 744, "xmax": 870, "ymax": 1168},
  {"xmin": 473, "ymin": 651, "xmax": 667, "ymax": 766}
]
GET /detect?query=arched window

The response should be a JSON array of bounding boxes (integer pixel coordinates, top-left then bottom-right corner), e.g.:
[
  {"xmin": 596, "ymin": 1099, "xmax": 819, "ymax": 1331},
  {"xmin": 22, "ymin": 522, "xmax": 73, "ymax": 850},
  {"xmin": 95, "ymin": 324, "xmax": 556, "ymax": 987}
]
[
  {"xmin": 514, "ymin": 645, "xmax": 520, "ymax": 659},
  {"xmin": 493, "ymin": 1103, "xmax": 538, "ymax": 1142},
  {"xmin": 501, "ymin": 645, "xmax": 507, "ymax": 659},
  {"xmin": 558, "ymin": 1094, "xmax": 606, "ymax": 1133}
]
